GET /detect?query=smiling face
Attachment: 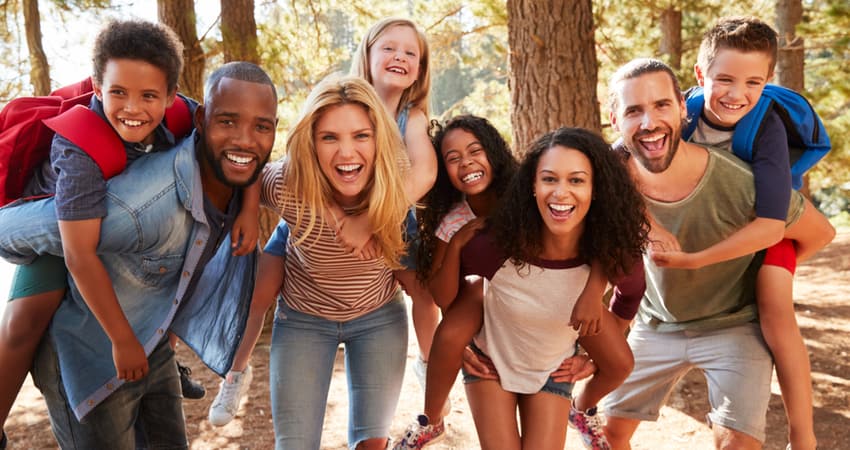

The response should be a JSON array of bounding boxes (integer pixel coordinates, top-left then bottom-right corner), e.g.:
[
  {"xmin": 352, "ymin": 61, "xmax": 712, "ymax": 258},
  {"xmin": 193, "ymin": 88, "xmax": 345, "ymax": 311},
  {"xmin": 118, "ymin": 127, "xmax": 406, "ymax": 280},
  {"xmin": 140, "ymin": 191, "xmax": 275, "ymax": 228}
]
[
  {"xmin": 440, "ymin": 128, "xmax": 493, "ymax": 198},
  {"xmin": 611, "ymin": 70, "xmax": 687, "ymax": 173},
  {"xmin": 196, "ymin": 77, "xmax": 277, "ymax": 188},
  {"xmin": 93, "ymin": 58, "xmax": 176, "ymax": 145},
  {"xmin": 368, "ymin": 25, "xmax": 421, "ymax": 94},
  {"xmin": 696, "ymin": 48, "xmax": 772, "ymax": 127},
  {"xmin": 534, "ymin": 145, "xmax": 592, "ymax": 253},
  {"xmin": 314, "ymin": 103, "xmax": 377, "ymax": 207}
]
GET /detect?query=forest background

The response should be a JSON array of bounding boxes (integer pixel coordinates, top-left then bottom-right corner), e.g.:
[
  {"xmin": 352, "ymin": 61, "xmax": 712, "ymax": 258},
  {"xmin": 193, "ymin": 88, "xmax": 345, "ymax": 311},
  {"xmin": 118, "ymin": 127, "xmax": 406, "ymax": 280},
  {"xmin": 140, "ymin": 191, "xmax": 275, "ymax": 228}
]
[
  {"xmin": 1, "ymin": 1, "xmax": 849, "ymax": 449},
  {"xmin": 2, "ymin": 0, "xmax": 849, "ymax": 237}
]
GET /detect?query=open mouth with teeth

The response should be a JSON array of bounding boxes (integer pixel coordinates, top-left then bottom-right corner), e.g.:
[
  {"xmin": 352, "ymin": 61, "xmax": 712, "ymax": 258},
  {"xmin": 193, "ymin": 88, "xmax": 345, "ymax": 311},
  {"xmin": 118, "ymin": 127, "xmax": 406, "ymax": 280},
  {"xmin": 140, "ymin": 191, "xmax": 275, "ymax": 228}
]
[
  {"xmin": 719, "ymin": 101, "xmax": 746, "ymax": 111},
  {"xmin": 225, "ymin": 152, "xmax": 256, "ymax": 167},
  {"xmin": 461, "ymin": 171, "xmax": 484, "ymax": 184},
  {"xmin": 119, "ymin": 118, "xmax": 150, "ymax": 128},
  {"xmin": 336, "ymin": 163, "xmax": 364, "ymax": 181},
  {"xmin": 637, "ymin": 131, "xmax": 667, "ymax": 154},
  {"xmin": 387, "ymin": 66, "xmax": 408, "ymax": 75},
  {"xmin": 548, "ymin": 203, "xmax": 575, "ymax": 219}
]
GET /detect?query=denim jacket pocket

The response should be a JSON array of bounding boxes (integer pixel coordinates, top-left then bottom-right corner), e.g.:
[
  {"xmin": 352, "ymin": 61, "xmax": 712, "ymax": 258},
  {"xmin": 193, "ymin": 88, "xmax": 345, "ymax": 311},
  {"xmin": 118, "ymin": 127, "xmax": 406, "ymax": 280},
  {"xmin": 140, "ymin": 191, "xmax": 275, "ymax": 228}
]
[{"xmin": 137, "ymin": 255, "xmax": 184, "ymax": 287}]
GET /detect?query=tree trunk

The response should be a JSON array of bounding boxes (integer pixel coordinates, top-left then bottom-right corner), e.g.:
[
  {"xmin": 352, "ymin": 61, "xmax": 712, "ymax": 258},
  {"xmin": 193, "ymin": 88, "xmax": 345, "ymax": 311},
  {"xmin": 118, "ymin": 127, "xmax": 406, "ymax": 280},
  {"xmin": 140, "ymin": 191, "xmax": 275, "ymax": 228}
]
[
  {"xmin": 158, "ymin": 0, "xmax": 205, "ymax": 102},
  {"xmin": 659, "ymin": 6, "xmax": 682, "ymax": 70},
  {"xmin": 507, "ymin": 0, "xmax": 600, "ymax": 156},
  {"xmin": 22, "ymin": 0, "xmax": 50, "ymax": 95},
  {"xmin": 775, "ymin": 0, "xmax": 808, "ymax": 194},
  {"xmin": 221, "ymin": 0, "xmax": 259, "ymax": 64}
]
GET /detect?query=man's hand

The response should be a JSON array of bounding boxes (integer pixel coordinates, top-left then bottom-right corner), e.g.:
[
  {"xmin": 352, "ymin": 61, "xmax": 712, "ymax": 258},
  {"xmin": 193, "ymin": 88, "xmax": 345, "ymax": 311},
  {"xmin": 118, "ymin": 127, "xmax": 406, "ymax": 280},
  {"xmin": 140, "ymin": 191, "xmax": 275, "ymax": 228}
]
[
  {"xmin": 648, "ymin": 222, "xmax": 681, "ymax": 253},
  {"xmin": 550, "ymin": 353, "xmax": 596, "ymax": 383}
]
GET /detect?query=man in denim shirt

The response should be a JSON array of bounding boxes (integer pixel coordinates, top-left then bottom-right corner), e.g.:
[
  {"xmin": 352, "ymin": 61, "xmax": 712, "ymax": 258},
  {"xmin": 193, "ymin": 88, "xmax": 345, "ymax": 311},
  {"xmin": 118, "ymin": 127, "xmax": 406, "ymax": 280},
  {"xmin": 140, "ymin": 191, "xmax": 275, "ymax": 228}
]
[{"xmin": 0, "ymin": 62, "xmax": 277, "ymax": 449}]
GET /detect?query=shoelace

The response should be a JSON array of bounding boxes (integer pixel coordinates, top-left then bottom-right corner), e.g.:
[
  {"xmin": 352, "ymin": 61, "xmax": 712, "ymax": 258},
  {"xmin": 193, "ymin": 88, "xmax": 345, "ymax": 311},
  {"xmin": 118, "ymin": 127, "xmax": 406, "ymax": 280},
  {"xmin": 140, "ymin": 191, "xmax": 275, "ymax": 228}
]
[{"xmin": 213, "ymin": 377, "xmax": 243, "ymax": 413}]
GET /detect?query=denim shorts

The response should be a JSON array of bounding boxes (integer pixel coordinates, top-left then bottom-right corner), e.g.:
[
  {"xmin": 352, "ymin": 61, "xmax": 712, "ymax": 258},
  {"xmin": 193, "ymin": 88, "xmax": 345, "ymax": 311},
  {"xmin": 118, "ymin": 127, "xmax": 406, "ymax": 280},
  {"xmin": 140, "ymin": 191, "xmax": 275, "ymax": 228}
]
[
  {"xmin": 400, "ymin": 208, "xmax": 419, "ymax": 270},
  {"xmin": 461, "ymin": 343, "xmax": 575, "ymax": 399}
]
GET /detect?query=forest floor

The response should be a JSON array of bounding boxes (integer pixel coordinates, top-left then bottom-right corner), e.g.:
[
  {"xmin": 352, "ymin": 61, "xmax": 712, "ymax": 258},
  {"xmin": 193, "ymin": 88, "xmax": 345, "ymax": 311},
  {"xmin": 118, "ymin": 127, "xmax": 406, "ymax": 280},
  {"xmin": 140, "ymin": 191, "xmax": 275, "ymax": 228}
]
[{"xmin": 5, "ymin": 231, "xmax": 849, "ymax": 449}]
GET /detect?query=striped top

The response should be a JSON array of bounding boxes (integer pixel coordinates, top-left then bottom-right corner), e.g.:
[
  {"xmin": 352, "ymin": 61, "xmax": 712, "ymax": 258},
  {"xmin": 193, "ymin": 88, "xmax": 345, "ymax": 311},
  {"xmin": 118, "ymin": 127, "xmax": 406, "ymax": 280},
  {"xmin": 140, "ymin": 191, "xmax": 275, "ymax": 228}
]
[
  {"xmin": 435, "ymin": 200, "xmax": 476, "ymax": 243},
  {"xmin": 261, "ymin": 161, "xmax": 399, "ymax": 321}
]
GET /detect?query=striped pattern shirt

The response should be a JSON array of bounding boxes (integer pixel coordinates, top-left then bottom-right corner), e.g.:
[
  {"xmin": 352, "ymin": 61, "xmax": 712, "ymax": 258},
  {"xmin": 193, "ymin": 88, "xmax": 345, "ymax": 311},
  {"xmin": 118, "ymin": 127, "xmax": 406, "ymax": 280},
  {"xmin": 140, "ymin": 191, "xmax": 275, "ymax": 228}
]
[
  {"xmin": 435, "ymin": 200, "xmax": 476, "ymax": 243},
  {"xmin": 261, "ymin": 162, "xmax": 399, "ymax": 321}
]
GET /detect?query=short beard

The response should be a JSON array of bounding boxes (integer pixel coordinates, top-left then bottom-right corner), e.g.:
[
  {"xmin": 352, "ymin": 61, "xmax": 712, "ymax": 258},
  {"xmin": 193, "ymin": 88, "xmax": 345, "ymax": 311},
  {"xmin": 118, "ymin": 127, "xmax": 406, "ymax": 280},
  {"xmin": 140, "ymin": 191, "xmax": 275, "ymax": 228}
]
[
  {"xmin": 629, "ymin": 126, "xmax": 681, "ymax": 174},
  {"xmin": 200, "ymin": 141, "xmax": 269, "ymax": 188}
]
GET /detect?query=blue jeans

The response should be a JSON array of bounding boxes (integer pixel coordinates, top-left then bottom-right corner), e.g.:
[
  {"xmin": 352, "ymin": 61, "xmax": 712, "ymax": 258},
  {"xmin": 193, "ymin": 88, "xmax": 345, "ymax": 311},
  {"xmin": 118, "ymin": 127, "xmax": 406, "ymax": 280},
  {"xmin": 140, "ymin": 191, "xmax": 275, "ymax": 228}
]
[
  {"xmin": 31, "ymin": 337, "xmax": 187, "ymax": 450},
  {"xmin": 269, "ymin": 292, "xmax": 408, "ymax": 450}
]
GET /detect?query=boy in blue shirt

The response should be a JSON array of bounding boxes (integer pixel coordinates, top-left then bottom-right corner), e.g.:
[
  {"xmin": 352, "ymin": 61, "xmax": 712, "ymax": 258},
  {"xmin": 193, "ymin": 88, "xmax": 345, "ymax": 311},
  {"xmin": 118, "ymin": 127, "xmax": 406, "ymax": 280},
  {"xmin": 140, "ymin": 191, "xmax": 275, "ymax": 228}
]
[
  {"xmin": 0, "ymin": 20, "xmax": 261, "ymax": 447},
  {"xmin": 650, "ymin": 17, "xmax": 832, "ymax": 450}
]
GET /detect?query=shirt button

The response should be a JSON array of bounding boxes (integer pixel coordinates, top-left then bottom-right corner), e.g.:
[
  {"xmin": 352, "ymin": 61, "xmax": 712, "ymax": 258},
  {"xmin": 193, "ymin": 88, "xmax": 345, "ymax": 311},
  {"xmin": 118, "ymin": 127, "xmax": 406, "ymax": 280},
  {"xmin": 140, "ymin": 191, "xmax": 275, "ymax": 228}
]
[
  {"xmin": 157, "ymin": 328, "xmax": 164, "ymax": 335},
  {"xmin": 182, "ymin": 271, "xmax": 190, "ymax": 277},
  {"xmin": 88, "ymin": 400, "xmax": 94, "ymax": 406},
  {"xmin": 174, "ymin": 298, "xmax": 179, "ymax": 305},
  {"xmin": 195, "ymin": 239, "xmax": 203, "ymax": 246},
  {"xmin": 159, "ymin": 267, "xmax": 167, "ymax": 273},
  {"xmin": 106, "ymin": 383, "xmax": 114, "ymax": 390}
]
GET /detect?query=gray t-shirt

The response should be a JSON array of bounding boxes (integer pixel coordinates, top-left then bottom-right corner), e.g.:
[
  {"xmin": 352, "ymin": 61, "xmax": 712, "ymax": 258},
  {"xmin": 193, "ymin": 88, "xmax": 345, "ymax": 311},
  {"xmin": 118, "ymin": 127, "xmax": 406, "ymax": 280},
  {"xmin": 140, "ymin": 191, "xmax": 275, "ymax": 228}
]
[{"xmin": 637, "ymin": 147, "xmax": 804, "ymax": 332}]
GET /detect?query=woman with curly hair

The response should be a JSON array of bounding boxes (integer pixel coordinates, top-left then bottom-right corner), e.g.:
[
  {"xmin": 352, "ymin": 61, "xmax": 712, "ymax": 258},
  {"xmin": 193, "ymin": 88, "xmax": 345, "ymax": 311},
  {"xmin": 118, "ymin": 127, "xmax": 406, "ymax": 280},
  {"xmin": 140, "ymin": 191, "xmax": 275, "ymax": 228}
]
[{"xmin": 459, "ymin": 128, "xmax": 648, "ymax": 450}]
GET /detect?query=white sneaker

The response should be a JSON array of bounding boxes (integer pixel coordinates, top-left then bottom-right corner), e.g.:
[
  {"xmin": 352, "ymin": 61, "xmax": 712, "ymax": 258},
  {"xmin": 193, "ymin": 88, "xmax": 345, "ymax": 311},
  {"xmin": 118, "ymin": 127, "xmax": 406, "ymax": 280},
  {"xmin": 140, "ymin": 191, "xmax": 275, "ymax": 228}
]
[
  {"xmin": 208, "ymin": 366, "xmax": 253, "ymax": 426},
  {"xmin": 412, "ymin": 356, "xmax": 451, "ymax": 418}
]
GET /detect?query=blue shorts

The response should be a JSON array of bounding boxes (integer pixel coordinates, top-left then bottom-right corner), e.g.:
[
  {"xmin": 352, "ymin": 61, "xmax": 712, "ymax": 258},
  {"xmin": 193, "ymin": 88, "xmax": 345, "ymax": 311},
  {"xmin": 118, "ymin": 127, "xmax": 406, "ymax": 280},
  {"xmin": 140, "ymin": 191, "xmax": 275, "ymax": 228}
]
[
  {"xmin": 8, "ymin": 254, "xmax": 67, "ymax": 301},
  {"xmin": 400, "ymin": 208, "xmax": 419, "ymax": 270},
  {"xmin": 461, "ymin": 343, "xmax": 575, "ymax": 399}
]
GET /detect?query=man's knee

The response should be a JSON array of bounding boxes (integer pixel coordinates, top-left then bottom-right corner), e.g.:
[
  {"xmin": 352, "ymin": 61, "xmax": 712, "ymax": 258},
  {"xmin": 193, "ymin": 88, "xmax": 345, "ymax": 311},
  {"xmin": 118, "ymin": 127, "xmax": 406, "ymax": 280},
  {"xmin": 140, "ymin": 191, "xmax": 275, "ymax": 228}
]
[{"xmin": 713, "ymin": 424, "xmax": 762, "ymax": 450}]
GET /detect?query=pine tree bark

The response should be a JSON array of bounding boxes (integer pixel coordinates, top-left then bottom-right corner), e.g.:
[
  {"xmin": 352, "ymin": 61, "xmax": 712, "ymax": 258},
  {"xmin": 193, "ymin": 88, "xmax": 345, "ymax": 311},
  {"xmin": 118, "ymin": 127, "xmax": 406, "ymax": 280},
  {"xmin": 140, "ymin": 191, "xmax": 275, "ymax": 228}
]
[
  {"xmin": 22, "ymin": 0, "xmax": 50, "ymax": 95},
  {"xmin": 157, "ymin": 0, "xmax": 205, "ymax": 102},
  {"xmin": 507, "ymin": 0, "xmax": 600, "ymax": 156},
  {"xmin": 775, "ymin": 0, "xmax": 804, "ymax": 92},
  {"xmin": 659, "ymin": 6, "xmax": 682, "ymax": 70},
  {"xmin": 221, "ymin": 0, "xmax": 259, "ymax": 64}
]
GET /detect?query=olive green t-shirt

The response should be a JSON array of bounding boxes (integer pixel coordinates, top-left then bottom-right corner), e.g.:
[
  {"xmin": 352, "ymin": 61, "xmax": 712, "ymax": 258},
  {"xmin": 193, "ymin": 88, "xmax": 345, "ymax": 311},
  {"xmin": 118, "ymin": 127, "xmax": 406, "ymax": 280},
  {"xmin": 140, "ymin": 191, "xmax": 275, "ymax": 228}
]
[{"xmin": 637, "ymin": 147, "xmax": 804, "ymax": 332}]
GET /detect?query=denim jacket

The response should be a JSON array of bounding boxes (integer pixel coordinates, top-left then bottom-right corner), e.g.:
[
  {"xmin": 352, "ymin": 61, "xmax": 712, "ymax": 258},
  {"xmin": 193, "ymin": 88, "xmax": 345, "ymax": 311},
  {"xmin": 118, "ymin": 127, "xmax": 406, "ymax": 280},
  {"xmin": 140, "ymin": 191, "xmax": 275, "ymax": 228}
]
[{"xmin": 0, "ymin": 133, "xmax": 254, "ymax": 420}]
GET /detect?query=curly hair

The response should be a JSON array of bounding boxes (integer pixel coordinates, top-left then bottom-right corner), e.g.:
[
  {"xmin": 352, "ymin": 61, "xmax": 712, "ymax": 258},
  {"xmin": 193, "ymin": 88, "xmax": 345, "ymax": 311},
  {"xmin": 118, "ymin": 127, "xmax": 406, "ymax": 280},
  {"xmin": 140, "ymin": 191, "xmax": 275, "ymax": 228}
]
[
  {"xmin": 415, "ymin": 115, "xmax": 517, "ymax": 280},
  {"xmin": 92, "ymin": 20, "xmax": 184, "ymax": 93},
  {"xmin": 492, "ymin": 127, "xmax": 648, "ymax": 280},
  {"xmin": 698, "ymin": 16, "xmax": 778, "ymax": 75}
]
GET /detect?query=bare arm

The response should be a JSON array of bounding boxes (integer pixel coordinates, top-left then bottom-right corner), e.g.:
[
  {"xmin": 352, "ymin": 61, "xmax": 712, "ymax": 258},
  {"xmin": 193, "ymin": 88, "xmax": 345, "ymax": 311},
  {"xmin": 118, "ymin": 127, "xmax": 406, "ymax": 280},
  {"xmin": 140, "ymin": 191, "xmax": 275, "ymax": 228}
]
[
  {"xmin": 785, "ymin": 196, "xmax": 836, "ymax": 262},
  {"xmin": 402, "ymin": 109, "xmax": 438, "ymax": 203},
  {"xmin": 569, "ymin": 261, "xmax": 607, "ymax": 336},
  {"xmin": 231, "ymin": 180, "xmax": 261, "ymax": 256},
  {"xmin": 59, "ymin": 219, "xmax": 148, "ymax": 381},
  {"xmin": 652, "ymin": 217, "xmax": 785, "ymax": 269},
  {"xmin": 428, "ymin": 218, "xmax": 486, "ymax": 309},
  {"xmin": 229, "ymin": 252, "xmax": 285, "ymax": 372}
]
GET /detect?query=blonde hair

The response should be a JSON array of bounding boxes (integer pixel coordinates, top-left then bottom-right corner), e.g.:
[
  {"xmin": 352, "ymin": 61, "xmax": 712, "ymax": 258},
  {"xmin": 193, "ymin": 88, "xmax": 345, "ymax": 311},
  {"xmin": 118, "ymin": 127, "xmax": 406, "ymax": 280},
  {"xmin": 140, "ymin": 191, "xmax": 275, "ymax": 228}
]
[
  {"xmin": 351, "ymin": 17, "xmax": 431, "ymax": 118},
  {"xmin": 284, "ymin": 73, "xmax": 411, "ymax": 269}
]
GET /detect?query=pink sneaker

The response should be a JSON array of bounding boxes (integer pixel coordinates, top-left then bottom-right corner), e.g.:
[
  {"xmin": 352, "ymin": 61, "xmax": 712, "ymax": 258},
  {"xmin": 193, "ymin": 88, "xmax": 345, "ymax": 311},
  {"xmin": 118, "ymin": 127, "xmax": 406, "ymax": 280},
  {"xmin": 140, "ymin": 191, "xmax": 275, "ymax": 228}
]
[
  {"xmin": 392, "ymin": 415, "xmax": 445, "ymax": 449},
  {"xmin": 568, "ymin": 403, "xmax": 611, "ymax": 450}
]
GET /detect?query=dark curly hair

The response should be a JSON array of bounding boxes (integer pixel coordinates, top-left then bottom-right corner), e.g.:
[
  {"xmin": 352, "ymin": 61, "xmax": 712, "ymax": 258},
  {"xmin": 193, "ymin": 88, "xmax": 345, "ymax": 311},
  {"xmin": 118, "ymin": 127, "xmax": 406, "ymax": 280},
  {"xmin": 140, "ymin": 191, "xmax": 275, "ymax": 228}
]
[
  {"xmin": 416, "ymin": 115, "xmax": 517, "ymax": 280},
  {"xmin": 92, "ymin": 20, "xmax": 184, "ymax": 93},
  {"xmin": 491, "ymin": 127, "xmax": 648, "ymax": 280}
]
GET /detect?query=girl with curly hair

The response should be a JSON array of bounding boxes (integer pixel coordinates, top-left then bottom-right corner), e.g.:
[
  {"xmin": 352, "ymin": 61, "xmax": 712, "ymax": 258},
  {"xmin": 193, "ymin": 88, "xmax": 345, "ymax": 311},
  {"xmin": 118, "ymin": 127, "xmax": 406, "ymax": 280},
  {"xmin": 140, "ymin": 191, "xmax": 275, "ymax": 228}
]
[{"xmin": 446, "ymin": 128, "xmax": 646, "ymax": 450}]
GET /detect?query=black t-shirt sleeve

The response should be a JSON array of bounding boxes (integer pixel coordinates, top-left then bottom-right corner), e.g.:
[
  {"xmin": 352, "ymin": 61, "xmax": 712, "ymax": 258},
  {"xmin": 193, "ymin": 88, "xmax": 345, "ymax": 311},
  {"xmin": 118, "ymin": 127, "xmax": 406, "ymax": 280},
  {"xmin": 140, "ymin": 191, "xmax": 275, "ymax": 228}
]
[{"xmin": 751, "ymin": 111, "xmax": 793, "ymax": 220}]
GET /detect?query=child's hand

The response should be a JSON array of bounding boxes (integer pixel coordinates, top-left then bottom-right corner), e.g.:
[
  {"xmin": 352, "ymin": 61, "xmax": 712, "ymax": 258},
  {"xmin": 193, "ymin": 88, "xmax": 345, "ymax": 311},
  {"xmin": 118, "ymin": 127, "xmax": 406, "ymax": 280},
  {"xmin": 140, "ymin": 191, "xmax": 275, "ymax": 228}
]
[
  {"xmin": 569, "ymin": 291, "xmax": 602, "ymax": 336},
  {"xmin": 334, "ymin": 213, "xmax": 375, "ymax": 257},
  {"xmin": 550, "ymin": 353, "xmax": 596, "ymax": 383},
  {"xmin": 231, "ymin": 214, "xmax": 259, "ymax": 256},
  {"xmin": 354, "ymin": 236, "xmax": 382, "ymax": 260},
  {"xmin": 449, "ymin": 217, "xmax": 486, "ymax": 251},
  {"xmin": 648, "ymin": 222, "xmax": 681, "ymax": 253},
  {"xmin": 650, "ymin": 249, "xmax": 702, "ymax": 269},
  {"xmin": 461, "ymin": 346, "xmax": 499, "ymax": 380},
  {"xmin": 112, "ymin": 337, "xmax": 149, "ymax": 382}
]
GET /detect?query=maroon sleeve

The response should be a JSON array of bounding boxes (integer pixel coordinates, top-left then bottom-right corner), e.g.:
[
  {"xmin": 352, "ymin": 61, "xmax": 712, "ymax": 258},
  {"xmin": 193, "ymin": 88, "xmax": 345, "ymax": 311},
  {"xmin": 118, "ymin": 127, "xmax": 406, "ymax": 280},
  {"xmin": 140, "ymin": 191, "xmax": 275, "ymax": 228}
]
[
  {"xmin": 608, "ymin": 258, "xmax": 646, "ymax": 320},
  {"xmin": 460, "ymin": 230, "xmax": 507, "ymax": 280}
]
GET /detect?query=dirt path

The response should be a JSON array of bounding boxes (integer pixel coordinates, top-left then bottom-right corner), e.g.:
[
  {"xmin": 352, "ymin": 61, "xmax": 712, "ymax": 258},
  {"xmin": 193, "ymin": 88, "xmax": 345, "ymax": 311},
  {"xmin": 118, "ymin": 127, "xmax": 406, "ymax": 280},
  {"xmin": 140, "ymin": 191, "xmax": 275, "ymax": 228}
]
[{"xmin": 6, "ymin": 231, "xmax": 850, "ymax": 449}]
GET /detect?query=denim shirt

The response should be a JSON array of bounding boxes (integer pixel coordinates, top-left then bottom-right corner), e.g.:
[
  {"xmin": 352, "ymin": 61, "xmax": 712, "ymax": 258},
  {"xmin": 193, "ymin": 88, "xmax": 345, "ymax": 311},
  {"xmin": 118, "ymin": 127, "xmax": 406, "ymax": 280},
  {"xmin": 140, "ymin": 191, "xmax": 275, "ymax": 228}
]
[{"xmin": 0, "ymin": 132, "xmax": 254, "ymax": 420}]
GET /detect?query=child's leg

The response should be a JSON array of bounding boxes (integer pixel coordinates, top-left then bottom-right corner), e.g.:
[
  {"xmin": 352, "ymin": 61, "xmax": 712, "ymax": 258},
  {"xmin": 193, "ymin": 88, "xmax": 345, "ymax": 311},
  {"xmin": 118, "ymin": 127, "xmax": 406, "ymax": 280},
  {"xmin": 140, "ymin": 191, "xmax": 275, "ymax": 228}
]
[
  {"xmin": 0, "ymin": 256, "xmax": 66, "ymax": 430},
  {"xmin": 230, "ymin": 251, "xmax": 285, "ymax": 372},
  {"xmin": 517, "ymin": 391, "xmax": 571, "ymax": 450},
  {"xmin": 574, "ymin": 309, "xmax": 634, "ymax": 411},
  {"xmin": 757, "ymin": 245, "xmax": 816, "ymax": 449},
  {"xmin": 423, "ymin": 282, "xmax": 483, "ymax": 421},
  {"xmin": 465, "ymin": 379, "xmax": 520, "ymax": 450},
  {"xmin": 396, "ymin": 269, "xmax": 440, "ymax": 360}
]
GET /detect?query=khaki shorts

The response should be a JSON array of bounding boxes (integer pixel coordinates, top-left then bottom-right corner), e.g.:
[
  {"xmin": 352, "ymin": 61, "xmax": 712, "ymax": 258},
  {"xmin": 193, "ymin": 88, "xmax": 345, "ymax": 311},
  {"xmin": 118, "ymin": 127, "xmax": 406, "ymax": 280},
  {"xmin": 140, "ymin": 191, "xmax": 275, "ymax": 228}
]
[{"xmin": 603, "ymin": 322, "xmax": 772, "ymax": 442}]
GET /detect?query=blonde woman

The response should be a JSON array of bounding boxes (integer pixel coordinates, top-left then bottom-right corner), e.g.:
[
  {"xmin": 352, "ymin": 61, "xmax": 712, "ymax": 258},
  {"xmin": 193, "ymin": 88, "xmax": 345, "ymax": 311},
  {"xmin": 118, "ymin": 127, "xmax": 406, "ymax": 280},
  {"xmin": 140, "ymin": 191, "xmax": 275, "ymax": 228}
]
[{"xmin": 258, "ymin": 74, "xmax": 422, "ymax": 450}]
